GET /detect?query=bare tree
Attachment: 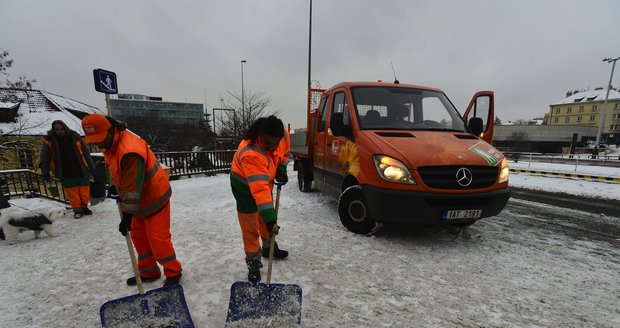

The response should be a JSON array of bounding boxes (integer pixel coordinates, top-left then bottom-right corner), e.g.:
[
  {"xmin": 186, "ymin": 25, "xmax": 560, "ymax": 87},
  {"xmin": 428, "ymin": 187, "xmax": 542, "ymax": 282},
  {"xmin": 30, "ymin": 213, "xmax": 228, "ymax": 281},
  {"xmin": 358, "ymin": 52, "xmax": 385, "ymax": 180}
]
[
  {"xmin": 218, "ymin": 90, "xmax": 280, "ymax": 140},
  {"xmin": 0, "ymin": 47, "xmax": 36, "ymax": 89},
  {"xmin": 0, "ymin": 117, "xmax": 47, "ymax": 167}
]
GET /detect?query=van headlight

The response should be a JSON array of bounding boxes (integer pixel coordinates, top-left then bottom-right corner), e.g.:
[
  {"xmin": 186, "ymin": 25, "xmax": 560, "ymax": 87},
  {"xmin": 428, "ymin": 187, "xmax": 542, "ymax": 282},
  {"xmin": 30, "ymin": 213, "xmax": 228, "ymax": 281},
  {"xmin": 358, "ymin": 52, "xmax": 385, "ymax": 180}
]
[
  {"xmin": 498, "ymin": 158, "xmax": 509, "ymax": 183},
  {"xmin": 373, "ymin": 155, "xmax": 416, "ymax": 185}
]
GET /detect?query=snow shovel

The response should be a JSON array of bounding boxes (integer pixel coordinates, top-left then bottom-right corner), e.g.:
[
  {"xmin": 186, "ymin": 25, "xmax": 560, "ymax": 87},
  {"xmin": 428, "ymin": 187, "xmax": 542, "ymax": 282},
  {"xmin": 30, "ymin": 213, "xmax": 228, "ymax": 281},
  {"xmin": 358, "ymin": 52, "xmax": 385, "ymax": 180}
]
[
  {"xmin": 226, "ymin": 183, "xmax": 303, "ymax": 324},
  {"xmin": 100, "ymin": 203, "xmax": 194, "ymax": 328}
]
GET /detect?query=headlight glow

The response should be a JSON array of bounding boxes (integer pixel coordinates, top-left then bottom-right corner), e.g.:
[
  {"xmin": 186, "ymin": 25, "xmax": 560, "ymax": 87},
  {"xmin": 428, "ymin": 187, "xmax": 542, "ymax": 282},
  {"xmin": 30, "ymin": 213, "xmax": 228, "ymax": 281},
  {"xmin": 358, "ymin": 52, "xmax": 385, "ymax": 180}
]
[
  {"xmin": 498, "ymin": 158, "xmax": 509, "ymax": 183},
  {"xmin": 373, "ymin": 155, "xmax": 416, "ymax": 185}
]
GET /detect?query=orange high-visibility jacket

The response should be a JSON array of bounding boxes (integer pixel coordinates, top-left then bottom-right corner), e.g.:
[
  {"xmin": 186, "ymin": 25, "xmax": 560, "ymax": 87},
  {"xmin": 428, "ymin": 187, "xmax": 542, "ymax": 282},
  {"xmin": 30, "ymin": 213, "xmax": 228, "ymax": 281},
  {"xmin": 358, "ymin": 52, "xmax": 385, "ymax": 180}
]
[
  {"xmin": 40, "ymin": 133, "xmax": 93, "ymax": 179},
  {"xmin": 104, "ymin": 130, "xmax": 172, "ymax": 217},
  {"xmin": 230, "ymin": 130, "xmax": 290, "ymax": 223}
]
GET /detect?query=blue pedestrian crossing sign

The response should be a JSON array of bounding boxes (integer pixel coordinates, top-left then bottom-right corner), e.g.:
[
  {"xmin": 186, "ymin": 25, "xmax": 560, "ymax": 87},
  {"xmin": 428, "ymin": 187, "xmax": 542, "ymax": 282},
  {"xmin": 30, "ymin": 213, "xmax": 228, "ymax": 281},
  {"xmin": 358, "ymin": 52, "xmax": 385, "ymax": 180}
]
[{"xmin": 93, "ymin": 69, "xmax": 118, "ymax": 94}]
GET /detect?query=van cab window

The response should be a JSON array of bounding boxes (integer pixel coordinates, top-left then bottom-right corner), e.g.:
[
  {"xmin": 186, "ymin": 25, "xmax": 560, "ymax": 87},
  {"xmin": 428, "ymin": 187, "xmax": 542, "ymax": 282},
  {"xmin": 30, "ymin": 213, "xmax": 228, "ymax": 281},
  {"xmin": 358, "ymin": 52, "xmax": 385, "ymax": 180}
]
[
  {"xmin": 471, "ymin": 95, "xmax": 490, "ymax": 131},
  {"xmin": 330, "ymin": 92, "xmax": 352, "ymax": 137},
  {"xmin": 352, "ymin": 86, "xmax": 466, "ymax": 132},
  {"xmin": 317, "ymin": 96, "xmax": 328, "ymax": 132}
]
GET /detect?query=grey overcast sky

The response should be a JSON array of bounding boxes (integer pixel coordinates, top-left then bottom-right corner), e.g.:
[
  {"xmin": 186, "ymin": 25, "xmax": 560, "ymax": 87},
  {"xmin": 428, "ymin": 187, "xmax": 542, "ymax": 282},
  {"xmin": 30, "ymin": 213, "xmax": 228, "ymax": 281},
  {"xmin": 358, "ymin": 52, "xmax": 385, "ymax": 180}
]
[{"xmin": 1, "ymin": 0, "xmax": 619, "ymax": 129}]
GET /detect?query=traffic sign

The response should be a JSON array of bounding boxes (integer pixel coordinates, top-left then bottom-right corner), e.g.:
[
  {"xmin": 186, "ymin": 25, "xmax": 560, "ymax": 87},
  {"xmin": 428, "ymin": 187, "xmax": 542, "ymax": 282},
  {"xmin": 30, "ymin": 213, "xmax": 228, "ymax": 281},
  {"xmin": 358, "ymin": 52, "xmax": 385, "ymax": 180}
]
[{"xmin": 93, "ymin": 69, "xmax": 118, "ymax": 94}]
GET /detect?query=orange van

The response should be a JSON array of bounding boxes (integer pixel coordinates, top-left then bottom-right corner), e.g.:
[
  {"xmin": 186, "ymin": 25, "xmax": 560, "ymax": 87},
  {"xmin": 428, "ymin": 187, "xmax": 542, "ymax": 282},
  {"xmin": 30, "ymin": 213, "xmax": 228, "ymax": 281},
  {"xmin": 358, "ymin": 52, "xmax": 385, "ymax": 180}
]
[{"xmin": 290, "ymin": 81, "xmax": 510, "ymax": 234}]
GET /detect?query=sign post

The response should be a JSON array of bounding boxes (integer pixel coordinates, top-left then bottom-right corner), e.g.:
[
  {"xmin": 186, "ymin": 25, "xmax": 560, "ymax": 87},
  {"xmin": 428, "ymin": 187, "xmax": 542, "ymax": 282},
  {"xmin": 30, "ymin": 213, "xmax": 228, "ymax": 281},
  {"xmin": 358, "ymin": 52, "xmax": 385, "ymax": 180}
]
[{"xmin": 93, "ymin": 69, "xmax": 118, "ymax": 116}]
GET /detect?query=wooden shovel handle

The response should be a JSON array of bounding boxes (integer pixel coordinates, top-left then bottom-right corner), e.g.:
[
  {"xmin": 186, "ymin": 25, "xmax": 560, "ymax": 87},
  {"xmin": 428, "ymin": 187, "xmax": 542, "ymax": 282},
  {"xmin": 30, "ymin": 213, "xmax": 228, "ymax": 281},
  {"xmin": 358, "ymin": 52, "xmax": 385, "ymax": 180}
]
[
  {"xmin": 118, "ymin": 203, "xmax": 144, "ymax": 294},
  {"xmin": 266, "ymin": 186, "xmax": 281, "ymax": 284}
]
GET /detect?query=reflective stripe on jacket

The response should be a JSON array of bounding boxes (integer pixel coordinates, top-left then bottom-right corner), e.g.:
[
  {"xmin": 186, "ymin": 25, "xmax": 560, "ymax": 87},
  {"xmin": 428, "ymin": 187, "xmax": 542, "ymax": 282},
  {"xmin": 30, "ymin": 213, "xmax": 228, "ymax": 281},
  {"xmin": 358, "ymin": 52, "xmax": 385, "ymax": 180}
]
[
  {"xmin": 230, "ymin": 129, "xmax": 290, "ymax": 223},
  {"xmin": 104, "ymin": 130, "xmax": 171, "ymax": 217}
]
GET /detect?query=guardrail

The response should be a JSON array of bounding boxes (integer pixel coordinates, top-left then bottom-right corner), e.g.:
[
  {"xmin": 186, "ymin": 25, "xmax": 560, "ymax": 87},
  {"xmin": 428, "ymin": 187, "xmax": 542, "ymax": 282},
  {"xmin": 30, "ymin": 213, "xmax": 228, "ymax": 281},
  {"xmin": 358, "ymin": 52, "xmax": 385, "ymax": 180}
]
[{"xmin": 503, "ymin": 152, "xmax": 620, "ymax": 169}]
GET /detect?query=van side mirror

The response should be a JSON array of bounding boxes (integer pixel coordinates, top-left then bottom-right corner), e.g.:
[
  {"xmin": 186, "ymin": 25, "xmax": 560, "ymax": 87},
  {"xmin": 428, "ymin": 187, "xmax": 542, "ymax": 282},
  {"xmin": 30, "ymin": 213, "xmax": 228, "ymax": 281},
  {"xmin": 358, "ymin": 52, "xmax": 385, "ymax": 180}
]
[{"xmin": 468, "ymin": 117, "xmax": 483, "ymax": 136}]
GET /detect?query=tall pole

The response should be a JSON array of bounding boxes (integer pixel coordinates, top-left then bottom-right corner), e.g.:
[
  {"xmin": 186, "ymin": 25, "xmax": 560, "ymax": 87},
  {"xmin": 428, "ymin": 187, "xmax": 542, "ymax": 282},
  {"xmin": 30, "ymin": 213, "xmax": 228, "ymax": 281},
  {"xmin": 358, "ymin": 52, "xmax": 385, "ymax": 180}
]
[
  {"xmin": 308, "ymin": 0, "xmax": 312, "ymax": 93},
  {"xmin": 241, "ymin": 59, "xmax": 247, "ymax": 133},
  {"xmin": 595, "ymin": 57, "xmax": 619, "ymax": 146}
]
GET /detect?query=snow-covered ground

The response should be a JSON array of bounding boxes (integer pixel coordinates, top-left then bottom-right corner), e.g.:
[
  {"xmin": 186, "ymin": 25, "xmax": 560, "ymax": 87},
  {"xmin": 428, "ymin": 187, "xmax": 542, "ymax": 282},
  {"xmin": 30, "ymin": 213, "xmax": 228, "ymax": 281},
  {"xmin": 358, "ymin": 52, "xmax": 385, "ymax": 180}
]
[{"xmin": 0, "ymin": 161, "xmax": 618, "ymax": 327}]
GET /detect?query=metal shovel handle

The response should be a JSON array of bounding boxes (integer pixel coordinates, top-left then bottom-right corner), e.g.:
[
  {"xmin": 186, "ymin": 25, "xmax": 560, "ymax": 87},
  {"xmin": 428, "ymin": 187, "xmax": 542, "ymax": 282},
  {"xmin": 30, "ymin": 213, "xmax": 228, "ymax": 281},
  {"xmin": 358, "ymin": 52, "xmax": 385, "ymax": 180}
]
[
  {"xmin": 266, "ymin": 185, "xmax": 282, "ymax": 284},
  {"xmin": 118, "ymin": 203, "xmax": 144, "ymax": 294}
]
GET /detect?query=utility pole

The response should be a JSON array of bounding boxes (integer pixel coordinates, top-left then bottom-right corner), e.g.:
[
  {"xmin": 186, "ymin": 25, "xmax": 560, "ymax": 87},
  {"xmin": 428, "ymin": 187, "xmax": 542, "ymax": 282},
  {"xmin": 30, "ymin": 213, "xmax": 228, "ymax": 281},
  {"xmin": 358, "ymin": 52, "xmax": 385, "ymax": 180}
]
[
  {"xmin": 595, "ymin": 56, "xmax": 620, "ymax": 146},
  {"xmin": 241, "ymin": 59, "xmax": 247, "ymax": 133}
]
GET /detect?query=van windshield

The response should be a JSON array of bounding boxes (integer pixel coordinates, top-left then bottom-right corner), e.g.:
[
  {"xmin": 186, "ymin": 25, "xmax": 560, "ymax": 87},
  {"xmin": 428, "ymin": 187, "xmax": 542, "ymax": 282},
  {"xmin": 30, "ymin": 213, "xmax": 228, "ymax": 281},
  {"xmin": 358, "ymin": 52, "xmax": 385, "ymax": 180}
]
[{"xmin": 352, "ymin": 86, "xmax": 466, "ymax": 132}]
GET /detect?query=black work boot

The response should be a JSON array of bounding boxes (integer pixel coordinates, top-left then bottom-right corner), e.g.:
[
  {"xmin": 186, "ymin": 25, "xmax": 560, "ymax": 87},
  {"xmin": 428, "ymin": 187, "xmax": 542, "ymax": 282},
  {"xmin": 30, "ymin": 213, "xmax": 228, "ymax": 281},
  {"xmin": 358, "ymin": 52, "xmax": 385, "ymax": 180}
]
[
  {"xmin": 246, "ymin": 258, "xmax": 263, "ymax": 283},
  {"xmin": 164, "ymin": 273, "xmax": 182, "ymax": 286},
  {"xmin": 82, "ymin": 207, "xmax": 93, "ymax": 215},
  {"xmin": 126, "ymin": 275, "xmax": 160, "ymax": 286},
  {"xmin": 262, "ymin": 241, "xmax": 289, "ymax": 260},
  {"xmin": 73, "ymin": 208, "xmax": 83, "ymax": 219}
]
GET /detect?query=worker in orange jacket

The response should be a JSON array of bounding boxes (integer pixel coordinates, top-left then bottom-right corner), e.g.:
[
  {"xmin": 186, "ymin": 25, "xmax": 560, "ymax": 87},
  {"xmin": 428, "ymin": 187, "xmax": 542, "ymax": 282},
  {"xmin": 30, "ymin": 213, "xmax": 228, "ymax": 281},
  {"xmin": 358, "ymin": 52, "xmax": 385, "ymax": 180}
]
[
  {"xmin": 81, "ymin": 114, "xmax": 182, "ymax": 286},
  {"xmin": 39, "ymin": 120, "xmax": 95, "ymax": 218},
  {"xmin": 230, "ymin": 115, "xmax": 290, "ymax": 282}
]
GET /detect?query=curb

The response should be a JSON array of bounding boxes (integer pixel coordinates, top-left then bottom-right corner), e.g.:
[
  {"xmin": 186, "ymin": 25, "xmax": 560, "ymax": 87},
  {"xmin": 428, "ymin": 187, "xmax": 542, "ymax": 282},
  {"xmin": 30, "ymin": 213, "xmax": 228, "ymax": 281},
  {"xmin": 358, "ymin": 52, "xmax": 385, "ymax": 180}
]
[
  {"xmin": 510, "ymin": 187, "xmax": 620, "ymax": 218},
  {"xmin": 509, "ymin": 168, "xmax": 620, "ymax": 184}
]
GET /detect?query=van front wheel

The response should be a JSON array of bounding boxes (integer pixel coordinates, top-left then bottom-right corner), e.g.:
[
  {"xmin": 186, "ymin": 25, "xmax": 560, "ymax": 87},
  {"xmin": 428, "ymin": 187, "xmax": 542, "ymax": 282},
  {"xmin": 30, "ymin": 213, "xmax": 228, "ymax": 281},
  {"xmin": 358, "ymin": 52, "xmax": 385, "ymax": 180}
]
[{"xmin": 338, "ymin": 185, "xmax": 375, "ymax": 234}]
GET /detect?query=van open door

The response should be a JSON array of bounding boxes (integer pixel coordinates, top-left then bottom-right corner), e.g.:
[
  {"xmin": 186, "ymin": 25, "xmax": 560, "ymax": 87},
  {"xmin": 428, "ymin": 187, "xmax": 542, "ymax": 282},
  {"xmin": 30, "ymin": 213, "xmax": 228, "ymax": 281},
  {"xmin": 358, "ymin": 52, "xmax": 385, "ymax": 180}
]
[{"xmin": 463, "ymin": 91, "xmax": 495, "ymax": 144}]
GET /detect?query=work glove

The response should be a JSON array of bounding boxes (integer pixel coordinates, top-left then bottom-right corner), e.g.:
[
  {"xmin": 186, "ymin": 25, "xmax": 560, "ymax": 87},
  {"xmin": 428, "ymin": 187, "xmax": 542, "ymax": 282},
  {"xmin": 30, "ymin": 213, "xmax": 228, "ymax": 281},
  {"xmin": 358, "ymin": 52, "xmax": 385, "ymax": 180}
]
[
  {"xmin": 42, "ymin": 174, "xmax": 51, "ymax": 183},
  {"xmin": 266, "ymin": 223, "xmax": 280, "ymax": 237},
  {"xmin": 107, "ymin": 185, "xmax": 118, "ymax": 199},
  {"xmin": 119, "ymin": 212, "xmax": 133, "ymax": 236},
  {"xmin": 275, "ymin": 170, "xmax": 288, "ymax": 185}
]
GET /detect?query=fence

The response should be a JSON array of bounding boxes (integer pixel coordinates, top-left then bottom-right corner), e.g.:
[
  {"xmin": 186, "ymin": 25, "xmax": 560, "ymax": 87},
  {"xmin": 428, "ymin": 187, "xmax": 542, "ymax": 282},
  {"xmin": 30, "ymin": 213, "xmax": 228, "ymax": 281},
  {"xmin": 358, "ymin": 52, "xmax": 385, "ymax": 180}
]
[
  {"xmin": 155, "ymin": 150, "xmax": 235, "ymax": 178},
  {"xmin": 0, "ymin": 169, "xmax": 68, "ymax": 203},
  {"xmin": 503, "ymin": 151, "xmax": 620, "ymax": 170},
  {"xmin": 0, "ymin": 150, "xmax": 235, "ymax": 202}
]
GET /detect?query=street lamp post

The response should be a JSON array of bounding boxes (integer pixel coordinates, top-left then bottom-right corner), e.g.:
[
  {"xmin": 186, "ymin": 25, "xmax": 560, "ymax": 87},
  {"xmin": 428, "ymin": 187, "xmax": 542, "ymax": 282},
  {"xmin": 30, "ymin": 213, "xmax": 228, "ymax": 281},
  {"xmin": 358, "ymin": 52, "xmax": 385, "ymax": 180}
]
[
  {"xmin": 595, "ymin": 56, "xmax": 620, "ymax": 146},
  {"xmin": 241, "ymin": 59, "xmax": 247, "ymax": 132}
]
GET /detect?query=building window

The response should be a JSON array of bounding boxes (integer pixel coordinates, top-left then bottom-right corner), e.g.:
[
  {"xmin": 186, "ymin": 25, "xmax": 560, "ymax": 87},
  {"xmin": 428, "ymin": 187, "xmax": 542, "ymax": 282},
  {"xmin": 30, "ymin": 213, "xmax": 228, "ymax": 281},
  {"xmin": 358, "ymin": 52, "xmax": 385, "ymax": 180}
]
[
  {"xmin": 565, "ymin": 117, "xmax": 570, "ymax": 123},
  {"xmin": 615, "ymin": 103, "xmax": 620, "ymax": 109},
  {"xmin": 590, "ymin": 115, "xmax": 596, "ymax": 121},
  {"xmin": 554, "ymin": 117, "xmax": 559, "ymax": 123},
  {"xmin": 613, "ymin": 114, "xmax": 620, "ymax": 120},
  {"xmin": 578, "ymin": 106, "xmax": 584, "ymax": 112},
  {"xmin": 555, "ymin": 108, "xmax": 560, "ymax": 114},
  {"xmin": 592, "ymin": 105, "xmax": 597, "ymax": 112},
  {"xmin": 611, "ymin": 124, "xmax": 620, "ymax": 131},
  {"xmin": 577, "ymin": 116, "xmax": 582, "ymax": 122},
  {"xmin": 567, "ymin": 107, "xmax": 572, "ymax": 113},
  {"xmin": 17, "ymin": 148, "xmax": 34, "ymax": 168}
]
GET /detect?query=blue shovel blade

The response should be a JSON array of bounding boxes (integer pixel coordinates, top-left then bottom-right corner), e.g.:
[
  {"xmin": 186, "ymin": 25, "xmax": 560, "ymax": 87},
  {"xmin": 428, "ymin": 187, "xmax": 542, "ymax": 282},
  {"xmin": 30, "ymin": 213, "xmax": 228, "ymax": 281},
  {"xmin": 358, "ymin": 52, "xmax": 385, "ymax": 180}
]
[
  {"xmin": 226, "ymin": 281, "xmax": 302, "ymax": 324},
  {"xmin": 100, "ymin": 284, "xmax": 194, "ymax": 328}
]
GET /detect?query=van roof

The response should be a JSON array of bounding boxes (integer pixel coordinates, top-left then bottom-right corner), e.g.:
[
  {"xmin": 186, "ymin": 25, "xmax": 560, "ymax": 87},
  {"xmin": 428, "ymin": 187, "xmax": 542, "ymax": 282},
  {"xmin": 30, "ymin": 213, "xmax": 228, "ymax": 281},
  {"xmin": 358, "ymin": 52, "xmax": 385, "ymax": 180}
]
[{"xmin": 328, "ymin": 81, "xmax": 443, "ymax": 93}]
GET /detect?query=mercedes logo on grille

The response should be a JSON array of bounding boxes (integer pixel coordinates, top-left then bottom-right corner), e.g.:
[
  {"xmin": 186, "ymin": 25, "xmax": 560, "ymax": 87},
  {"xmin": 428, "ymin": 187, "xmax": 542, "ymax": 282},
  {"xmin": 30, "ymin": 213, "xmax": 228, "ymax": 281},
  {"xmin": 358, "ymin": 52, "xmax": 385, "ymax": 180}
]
[{"xmin": 456, "ymin": 168, "xmax": 473, "ymax": 187}]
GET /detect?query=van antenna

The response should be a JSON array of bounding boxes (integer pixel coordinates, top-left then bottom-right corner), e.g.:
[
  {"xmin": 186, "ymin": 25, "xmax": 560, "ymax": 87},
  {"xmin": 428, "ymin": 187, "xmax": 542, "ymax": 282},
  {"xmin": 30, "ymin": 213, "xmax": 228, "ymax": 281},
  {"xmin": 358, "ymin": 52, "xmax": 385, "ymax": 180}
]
[{"xmin": 390, "ymin": 61, "xmax": 399, "ymax": 84}]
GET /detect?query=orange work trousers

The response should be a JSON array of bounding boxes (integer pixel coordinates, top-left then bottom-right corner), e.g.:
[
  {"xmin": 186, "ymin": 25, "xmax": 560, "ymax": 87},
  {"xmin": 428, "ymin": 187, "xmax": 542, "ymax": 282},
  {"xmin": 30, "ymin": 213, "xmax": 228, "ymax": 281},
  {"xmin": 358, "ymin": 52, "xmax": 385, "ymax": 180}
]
[
  {"xmin": 63, "ymin": 185, "xmax": 90, "ymax": 210},
  {"xmin": 237, "ymin": 211, "xmax": 271, "ymax": 260},
  {"xmin": 130, "ymin": 202, "xmax": 182, "ymax": 279}
]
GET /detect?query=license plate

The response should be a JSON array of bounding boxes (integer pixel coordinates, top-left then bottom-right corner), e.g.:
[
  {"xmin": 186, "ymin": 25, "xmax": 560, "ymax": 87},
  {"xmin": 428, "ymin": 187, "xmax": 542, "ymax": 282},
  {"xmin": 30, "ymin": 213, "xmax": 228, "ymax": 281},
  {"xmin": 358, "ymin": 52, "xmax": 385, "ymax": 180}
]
[{"xmin": 443, "ymin": 209, "xmax": 482, "ymax": 220}]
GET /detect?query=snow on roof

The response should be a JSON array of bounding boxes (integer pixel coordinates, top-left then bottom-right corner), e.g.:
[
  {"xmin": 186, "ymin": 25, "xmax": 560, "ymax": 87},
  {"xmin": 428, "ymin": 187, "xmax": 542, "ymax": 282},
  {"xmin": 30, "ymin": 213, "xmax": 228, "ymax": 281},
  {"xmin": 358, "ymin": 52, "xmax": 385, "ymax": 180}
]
[
  {"xmin": 0, "ymin": 88, "xmax": 105, "ymax": 136},
  {"xmin": 42, "ymin": 91, "xmax": 104, "ymax": 115},
  {"xmin": 0, "ymin": 101, "xmax": 19, "ymax": 108},
  {"xmin": 552, "ymin": 88, "xmax": 620, "ymax": 105}
]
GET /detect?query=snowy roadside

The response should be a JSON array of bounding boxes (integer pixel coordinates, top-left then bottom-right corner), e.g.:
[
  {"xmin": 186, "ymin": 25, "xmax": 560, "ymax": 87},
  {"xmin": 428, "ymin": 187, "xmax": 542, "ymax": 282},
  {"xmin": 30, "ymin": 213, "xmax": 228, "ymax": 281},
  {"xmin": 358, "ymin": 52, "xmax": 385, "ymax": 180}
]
[{"xmin": 0, "ymin": 163, "xmax": 618, "ymax": 327}]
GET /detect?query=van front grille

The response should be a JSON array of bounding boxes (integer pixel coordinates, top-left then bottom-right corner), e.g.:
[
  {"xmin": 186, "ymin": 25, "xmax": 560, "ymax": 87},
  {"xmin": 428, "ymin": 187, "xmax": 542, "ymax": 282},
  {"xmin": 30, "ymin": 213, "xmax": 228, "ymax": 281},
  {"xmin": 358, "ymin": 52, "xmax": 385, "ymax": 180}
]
[{"xmin": 417, "ymin": 166, "xmax": 498, "ymax": 189}]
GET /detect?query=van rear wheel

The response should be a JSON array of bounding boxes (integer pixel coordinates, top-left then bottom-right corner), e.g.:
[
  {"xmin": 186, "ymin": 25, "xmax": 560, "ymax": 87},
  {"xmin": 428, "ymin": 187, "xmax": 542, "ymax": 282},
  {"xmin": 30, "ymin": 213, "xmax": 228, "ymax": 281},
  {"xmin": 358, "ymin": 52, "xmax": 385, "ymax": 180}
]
[{"xmin": 338, "ymin": 185, "xmax": 375, "ymax": 234}]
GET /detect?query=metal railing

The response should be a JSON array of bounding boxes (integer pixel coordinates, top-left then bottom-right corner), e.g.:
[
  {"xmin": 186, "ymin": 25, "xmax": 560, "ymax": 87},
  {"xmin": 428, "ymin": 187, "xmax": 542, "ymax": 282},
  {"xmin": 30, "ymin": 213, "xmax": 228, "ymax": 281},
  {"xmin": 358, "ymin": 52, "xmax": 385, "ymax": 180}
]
[
  {"xmin": 503, "ymin": 152, "xmax": 620, "ymax": 170},
  {"xmin": 0, "ymin": 169, "xmax": 68, "ymax": 203},
  {"xmin": 1, "ymin": 150, "xmax": 236, "ymax": 202},
  {"xmin": 155, "ymin": 150, "xmax": 235, "ymax": 178}
]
